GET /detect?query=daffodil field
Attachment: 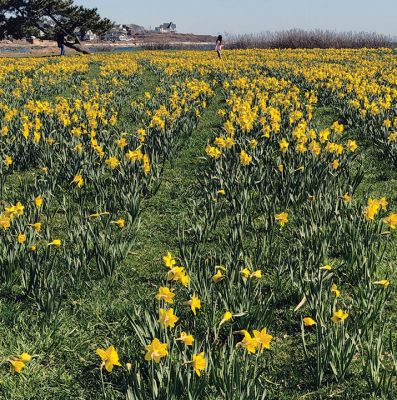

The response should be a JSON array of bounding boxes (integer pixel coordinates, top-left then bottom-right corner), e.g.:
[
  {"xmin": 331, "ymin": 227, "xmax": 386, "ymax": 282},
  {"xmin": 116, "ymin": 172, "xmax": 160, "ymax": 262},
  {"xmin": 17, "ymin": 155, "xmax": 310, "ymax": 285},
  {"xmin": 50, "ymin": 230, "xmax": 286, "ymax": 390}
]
[{"xmin": 1, "ymin": 49, "xmax": 397, "ymax": 399}]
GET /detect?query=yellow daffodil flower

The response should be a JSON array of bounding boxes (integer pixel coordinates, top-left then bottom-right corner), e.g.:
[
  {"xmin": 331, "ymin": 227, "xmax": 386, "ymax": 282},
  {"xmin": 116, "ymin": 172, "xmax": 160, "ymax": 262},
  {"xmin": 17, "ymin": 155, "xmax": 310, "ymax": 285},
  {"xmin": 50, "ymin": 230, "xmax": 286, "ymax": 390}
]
[
  {"xmin": 96, "ymin": 346, "xmax": 122, "ymax": 372},
  {"xmin": 145, "ymin": 338, "xmax": 168, "ymax": 363}
]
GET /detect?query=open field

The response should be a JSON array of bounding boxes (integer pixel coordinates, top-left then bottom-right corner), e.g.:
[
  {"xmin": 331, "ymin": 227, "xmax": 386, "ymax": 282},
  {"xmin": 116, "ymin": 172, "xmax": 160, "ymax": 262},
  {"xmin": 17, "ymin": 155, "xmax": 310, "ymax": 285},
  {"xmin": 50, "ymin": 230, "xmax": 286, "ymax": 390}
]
[{"xmin": 0, "ymin": 49, "xmax": 397, "ymax": 399}]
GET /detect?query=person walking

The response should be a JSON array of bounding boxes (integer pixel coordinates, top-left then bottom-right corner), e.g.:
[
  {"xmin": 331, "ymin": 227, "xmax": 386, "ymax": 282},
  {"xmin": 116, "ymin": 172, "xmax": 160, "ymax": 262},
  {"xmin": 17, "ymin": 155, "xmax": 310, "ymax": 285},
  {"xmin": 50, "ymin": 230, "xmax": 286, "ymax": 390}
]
[
  {"xmin": 215, "ymin": 35, "xmax": 223, "ymax": 59},
  {"xmin": 56, "ymin": 32, "xmax": 66, "ymax": 56}
]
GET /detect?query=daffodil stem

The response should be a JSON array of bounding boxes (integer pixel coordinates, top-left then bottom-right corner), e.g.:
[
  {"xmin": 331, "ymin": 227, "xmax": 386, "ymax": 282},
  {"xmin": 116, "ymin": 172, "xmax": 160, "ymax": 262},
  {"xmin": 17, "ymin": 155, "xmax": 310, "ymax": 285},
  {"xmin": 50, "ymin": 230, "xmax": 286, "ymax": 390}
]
[{"xmin": 100, "ymin": 367, "xmax": 107, "ymax": 399}]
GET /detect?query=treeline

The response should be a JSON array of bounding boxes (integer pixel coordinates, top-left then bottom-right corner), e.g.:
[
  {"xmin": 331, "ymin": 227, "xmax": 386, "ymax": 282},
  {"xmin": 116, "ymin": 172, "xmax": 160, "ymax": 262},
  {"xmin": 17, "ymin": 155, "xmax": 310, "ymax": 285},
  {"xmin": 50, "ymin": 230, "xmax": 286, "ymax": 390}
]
[{"xmin": 225, "ymin": 29, "xmax": 395, "ymax": 49}]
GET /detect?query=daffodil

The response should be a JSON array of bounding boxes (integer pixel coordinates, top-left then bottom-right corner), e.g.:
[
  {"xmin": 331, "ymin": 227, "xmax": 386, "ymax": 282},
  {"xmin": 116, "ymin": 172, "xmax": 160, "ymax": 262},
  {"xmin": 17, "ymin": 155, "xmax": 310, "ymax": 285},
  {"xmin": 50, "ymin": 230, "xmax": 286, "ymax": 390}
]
[
  {"xmin": 167, "ymin": 266, "xmax": 189, "ymax": 287},
  {"xmin": 379, "ymin": 197, "xmax": 388, "ymax": 211},
  {"xmin": 17, "ymin": 233, "xmax": 26, "ymax": 244},
  {"xmin": 384, "ymin": 213, "xmax": 397, "ymax": 229},
  {"xmin": 241, "ymin": 267, "xmax": 251, "ymax": 278},
  {"xmin": 303, "ymin": 317, "xmax": 317, "ymax": 327},
  {"xmin": 34, "ymin": 196, "xmax": 43, "ymax": 208},
  {"xmin": 163, "ymin": 251, "xmax": 176, "ymax": 268},
  {"xmin": 364, "ymin": 198, "xmax": 386, "ymax": 221},
  {"xmin": 72, "ymin": 175, "xmax": 84, "ymax": 188},
  {"xmin": 159, "ymin": 308, "xmax": 179, "ymax": 329},
  {"xmin": 10, "ymin": 359, "xmax": 26, "ymax": 374},
  {"xmin": 155, "ymin": 287, "xmax": 175, "ymax": 303},
  {"xmin": 116, "ymin": 137, "xmax": 127, "ymax": 149},
  {"xmin": 0, "ymin": 214, "xmax": 11, "ymax": 230},
  {"xmin": 346, "ymin": 140, "xmax": 358, "ymax": 152},
  {"xmin": 188, "ymin": 293, "xmax": 201, "ymax": 316},
  {"xmin": 250, "ymin": 270, "xmax": 262, "ymax": 279},
  {"xmin": 142, "ymin": 154, "xmax": 151, "ymax": 175},
  {"xmin": 388, "ymin": 132, "xmax": 397, "ymax": 142},
  {"xmin": 176, "ymin": 332, "xmax": 194, "ymax": 346},
  {"xmin": 4, "ymin": 155, "xmax": 13, "ymax": 166},
  {"xmin": 96, "ymin": 346, "xmax": 122, "ymax": 372},
  {"xmin": 48, "ymin": 239, "xmax": 62, "ymax": 247},
  {"xmin": 191, "ymin": 352, "xmax": 206, "ymax": 376},
  {"xmin": 9, "ymin": 352, "xmax": 32, "ymax": 374},
  {"xmin": 212, "ymin": 269, "xmax": 225, "ymax": 283},
  {"xmin": 19, "ymin": 353, "xmax": 32, "ymax": 363},
  {"xmin": 250, "ymin": 138, "xmax": 258, "ymax": 148},
  {"xmin": 253, "ymin": 328, "xmax": 272, "ymax": 352},
  {"xmin": 205, "ymin": 145, "xmax": 222, "ymax": 159},
  {"xmin": 15, "ymin": 202, "xmax": 24, "ymax": 216},
  {"xmin": 126, "ymin": 148, "xmax": 144, "ymax": 162},
  {"xmin": 342, "ymin": 192, "xmax": 351, "ymax": 203},
  {"xmin": 28, "ymin": 222, "xmax": 41, "ymax": 232},
  {"xmin": 238, "ymin": 330, "xmax": 258, "ymax": 354},
  {"xmin": 279, "ymin": 138, "xmax": 289, "ymax": 153},
  {"xmin": 320, "ymin": 264, "xmax": 332, "ymax": 271},
  {"xmin": 111, "ymin": 219, "xmax": 125, "ymax": 228},
  {"xmin": 145, "ymin": 338, "xmax": 168, "ymax": 363},
  {"xmin": 374, "ymin": 280, "xmax": 390, "ymax": 288},
  {"xmin": 331, "ymin": 283, "xmax": 340, "ymax": 298},
  {"xmin": 331, "ymin": 309, "xmax": 349, "ymax": 324},
  {"xmin": 89, "ymin": 212, "xmax": 110, "ymax": 219},
  {"xmin": 240, "ymin": 150, "xmax": 252, "ymax": 166},
  {"xmin": 220, "ymin": 311, "xmax": 233, "ymax": 326},
  {"xmin": 275, "ymin": 212, "xmax": 288, "ymax": 227},
  {"xmin": 278, "ymin": 164, "xmax": 284, "ymax": 173},
  {"xmin": 105, "ymin": 156, "xmax": 120, "ymax": 169},
  {"xmin": 74, "ymin": 143, "xmax": 83, "ymax": 153}
]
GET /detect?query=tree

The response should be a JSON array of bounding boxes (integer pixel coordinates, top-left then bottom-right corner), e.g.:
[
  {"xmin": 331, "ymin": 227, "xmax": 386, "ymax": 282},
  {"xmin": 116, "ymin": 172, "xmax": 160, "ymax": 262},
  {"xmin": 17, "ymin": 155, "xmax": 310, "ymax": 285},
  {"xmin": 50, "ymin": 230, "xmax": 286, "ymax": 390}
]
[{"xmin": 0, "ymin": 0, "xmax": 113, "ymax": 54}]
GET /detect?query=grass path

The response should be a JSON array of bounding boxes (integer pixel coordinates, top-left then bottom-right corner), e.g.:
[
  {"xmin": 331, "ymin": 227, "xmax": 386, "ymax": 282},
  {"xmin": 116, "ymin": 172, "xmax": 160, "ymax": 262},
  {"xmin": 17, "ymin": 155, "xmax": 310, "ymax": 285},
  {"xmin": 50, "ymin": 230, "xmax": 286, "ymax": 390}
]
[{"xmin": 125, "ymin": 88, "xmax": 224, "ymax": 300}]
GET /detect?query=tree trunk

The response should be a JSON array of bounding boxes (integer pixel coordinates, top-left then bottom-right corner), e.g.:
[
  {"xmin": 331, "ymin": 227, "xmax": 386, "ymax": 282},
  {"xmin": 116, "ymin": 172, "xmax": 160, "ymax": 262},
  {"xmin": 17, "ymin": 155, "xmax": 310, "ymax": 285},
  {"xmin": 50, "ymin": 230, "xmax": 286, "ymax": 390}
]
[{"xmin": 64, "ymin": 40, "xmax": 90, "ymax": 54}]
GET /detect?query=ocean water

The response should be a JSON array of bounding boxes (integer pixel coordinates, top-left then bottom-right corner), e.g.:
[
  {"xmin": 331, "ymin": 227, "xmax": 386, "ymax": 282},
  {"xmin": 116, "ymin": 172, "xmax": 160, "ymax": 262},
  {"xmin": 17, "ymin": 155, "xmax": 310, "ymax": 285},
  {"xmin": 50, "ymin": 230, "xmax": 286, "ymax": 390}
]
[{"xmin": 0, "ymin": 48, "xmax": 30, "ymax": 53}]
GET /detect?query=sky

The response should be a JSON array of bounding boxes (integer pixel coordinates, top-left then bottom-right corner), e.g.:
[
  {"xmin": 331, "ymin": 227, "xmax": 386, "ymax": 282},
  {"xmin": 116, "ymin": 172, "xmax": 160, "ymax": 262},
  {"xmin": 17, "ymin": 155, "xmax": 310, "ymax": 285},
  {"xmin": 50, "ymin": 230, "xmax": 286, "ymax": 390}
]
[{"xmin": 75, "ymin": 0, "xmax": 397, "ymax": 37}]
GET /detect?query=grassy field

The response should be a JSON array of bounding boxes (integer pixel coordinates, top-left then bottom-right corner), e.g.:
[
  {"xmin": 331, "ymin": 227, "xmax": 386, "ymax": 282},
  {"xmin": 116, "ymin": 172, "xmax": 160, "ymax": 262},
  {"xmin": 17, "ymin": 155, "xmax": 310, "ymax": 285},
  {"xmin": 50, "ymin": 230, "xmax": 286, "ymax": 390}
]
[{"xmin": 1, "ymin": 50, "xmax": 397, "ymax": 399}]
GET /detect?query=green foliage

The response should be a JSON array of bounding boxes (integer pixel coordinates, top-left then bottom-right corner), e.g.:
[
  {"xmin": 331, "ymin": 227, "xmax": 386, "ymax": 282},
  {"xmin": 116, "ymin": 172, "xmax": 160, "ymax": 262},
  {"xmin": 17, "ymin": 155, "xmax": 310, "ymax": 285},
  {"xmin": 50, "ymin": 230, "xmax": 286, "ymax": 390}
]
[{"xmin": 0, "ymin": 0, "xmax": 112, "ymax": 42}]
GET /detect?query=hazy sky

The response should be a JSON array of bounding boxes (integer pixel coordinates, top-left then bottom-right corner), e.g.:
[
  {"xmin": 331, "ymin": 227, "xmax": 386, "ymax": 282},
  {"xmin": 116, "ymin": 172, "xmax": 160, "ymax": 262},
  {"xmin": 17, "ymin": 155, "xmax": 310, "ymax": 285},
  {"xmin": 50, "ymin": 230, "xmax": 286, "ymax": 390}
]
[{"xmin": 75, "ymin": 0, "xmax": 397, "ymax": 37}]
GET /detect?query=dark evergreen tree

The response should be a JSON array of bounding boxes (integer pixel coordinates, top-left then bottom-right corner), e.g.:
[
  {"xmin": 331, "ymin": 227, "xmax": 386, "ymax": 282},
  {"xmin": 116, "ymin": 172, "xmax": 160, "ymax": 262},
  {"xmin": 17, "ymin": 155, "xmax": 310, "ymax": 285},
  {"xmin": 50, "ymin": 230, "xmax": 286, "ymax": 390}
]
[{"xmin": 0, "ymin": 0, "xmax": 113, "ymax": 53}]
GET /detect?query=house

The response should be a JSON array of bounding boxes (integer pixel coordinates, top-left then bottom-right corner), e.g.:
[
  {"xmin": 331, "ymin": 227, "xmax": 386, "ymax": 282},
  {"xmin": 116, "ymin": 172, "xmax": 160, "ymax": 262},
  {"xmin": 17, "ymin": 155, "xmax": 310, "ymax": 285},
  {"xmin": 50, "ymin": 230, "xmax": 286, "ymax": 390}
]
[
  {"xmin": 122, "ymin": 24, "xmax": 145, "ymax": 36},
  {"xmin": 155, "ymin": 22, "xmax": 176, "ymax": 33},
  {"xmin": 26, "ymin": 36, "xmax": 37, "ymax": 44},
  {"xmin": 101, "ymin": 26, "xmax": 128, "ymax": 42},
  {"xmin": 74, "ymin": 29, "xmax": 98, "ymax": 41},
  {"xmin": 83, "ymin": 30, "xmax": 97, "ymax": 41}
]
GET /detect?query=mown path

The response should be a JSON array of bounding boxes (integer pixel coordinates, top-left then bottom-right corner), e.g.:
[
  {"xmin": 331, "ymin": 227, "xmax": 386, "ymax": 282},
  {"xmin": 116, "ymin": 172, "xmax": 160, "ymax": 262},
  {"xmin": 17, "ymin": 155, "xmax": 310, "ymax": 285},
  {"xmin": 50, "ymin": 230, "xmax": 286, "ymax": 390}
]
[{"xmin": 126, "ymin": 88, "xmax": 224, "ymax": 301}]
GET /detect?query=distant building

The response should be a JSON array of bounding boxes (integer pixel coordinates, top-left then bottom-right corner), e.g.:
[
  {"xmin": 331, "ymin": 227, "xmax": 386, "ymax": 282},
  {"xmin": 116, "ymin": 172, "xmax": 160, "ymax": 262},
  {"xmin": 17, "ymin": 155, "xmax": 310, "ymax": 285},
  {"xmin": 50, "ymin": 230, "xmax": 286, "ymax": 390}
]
[
  {"xmin": 26, "ymin": 36, "xmax": 37, "ymax": 44},
  {"xmin": 122, "ymin": 24, "xmax": 145, "ymax": 36},
  {"xmin": 74, "ymin": 29, "xmax": 98, "ymax": 41},
  {"xmin": 83, "ymin": 30, "xmax": 98, "ymax": 41},
  {"xmin": 101, "ymin": 26, "xmax": 128, "ymax": 42},
  {"xmin": 155, "ymin": 22, "xmax": 176, "ymax": 33}
]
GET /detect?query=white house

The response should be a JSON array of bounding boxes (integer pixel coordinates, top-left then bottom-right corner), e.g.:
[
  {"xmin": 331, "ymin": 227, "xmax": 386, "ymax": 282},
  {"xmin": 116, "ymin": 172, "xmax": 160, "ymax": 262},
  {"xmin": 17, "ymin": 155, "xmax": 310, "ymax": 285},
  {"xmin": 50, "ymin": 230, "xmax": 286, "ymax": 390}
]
[
  {"xmin": 101, "ymin": 26, "xmax": 128, "ymax": 42},
  {"xmin": 155, "ymin": 22, "xmax": 177, "ymax": 33},
  {"xmin": 83, "ymin": 30, "xmax": 97, "ymax": 41}
]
